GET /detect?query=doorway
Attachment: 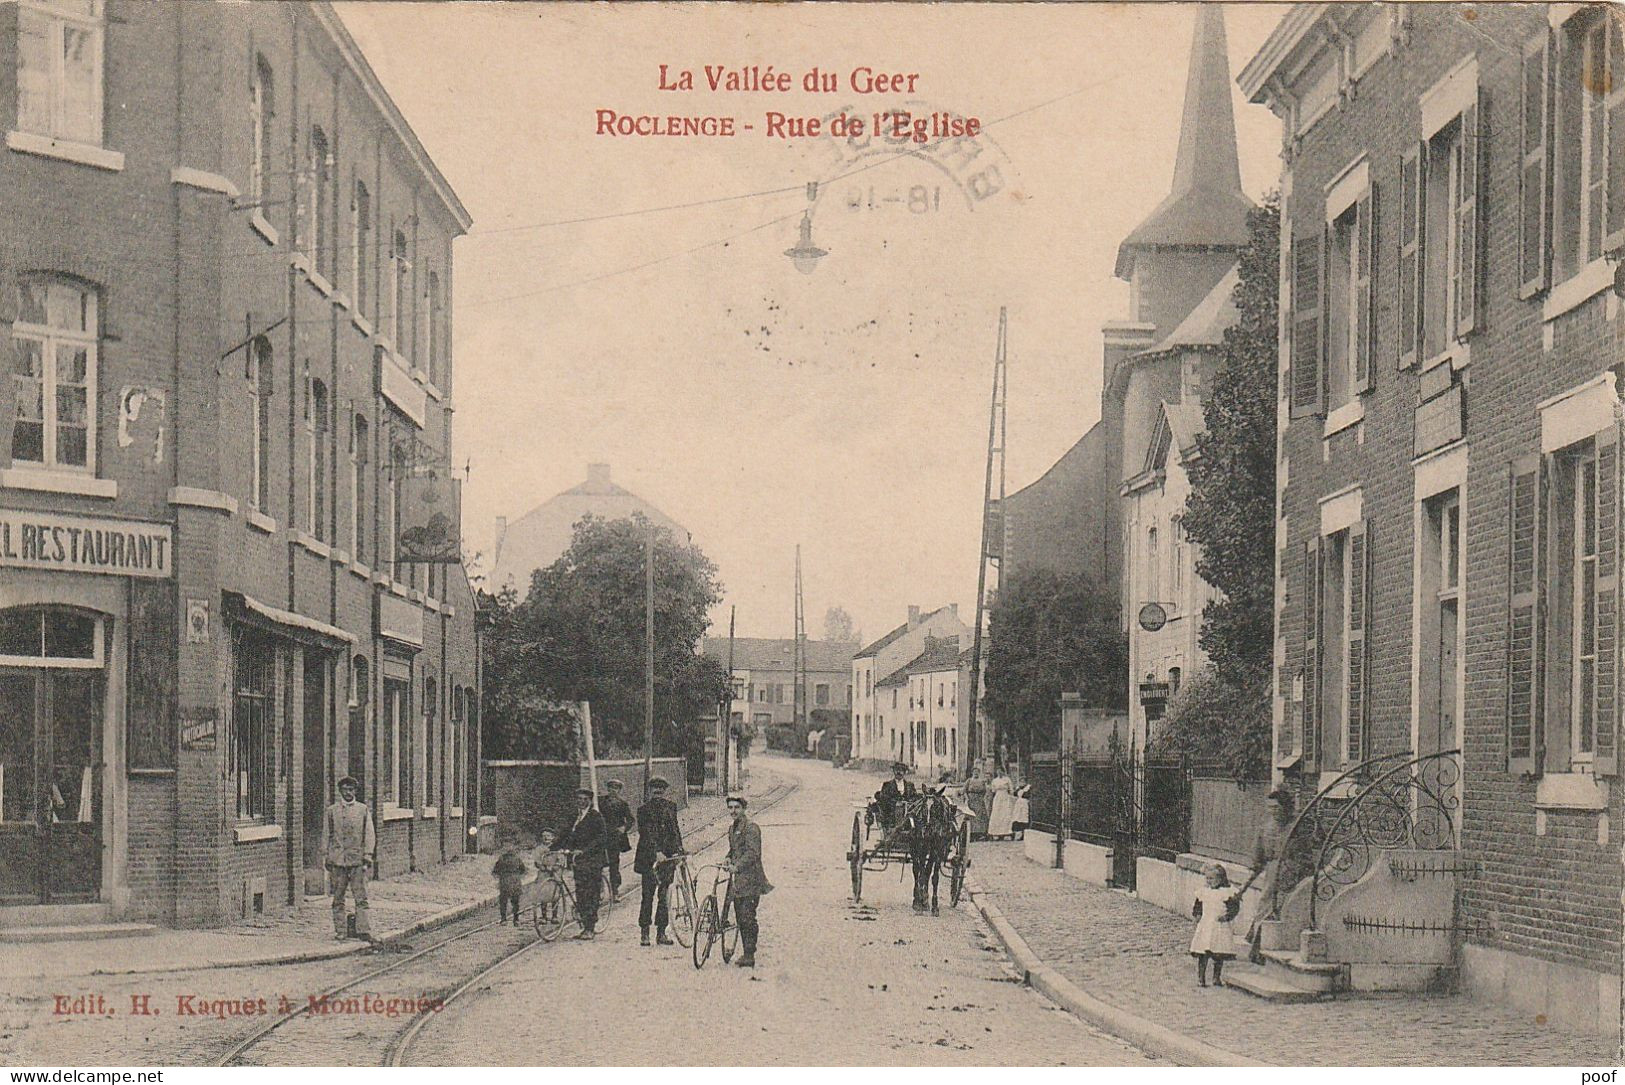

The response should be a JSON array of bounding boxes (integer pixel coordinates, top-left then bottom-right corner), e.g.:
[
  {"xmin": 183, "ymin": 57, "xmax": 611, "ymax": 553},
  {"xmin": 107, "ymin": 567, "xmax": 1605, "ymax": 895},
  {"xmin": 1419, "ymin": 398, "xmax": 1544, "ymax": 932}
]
[{"xmin": 303, "ymin": 652, "xmax": 328, "ymax": 895}]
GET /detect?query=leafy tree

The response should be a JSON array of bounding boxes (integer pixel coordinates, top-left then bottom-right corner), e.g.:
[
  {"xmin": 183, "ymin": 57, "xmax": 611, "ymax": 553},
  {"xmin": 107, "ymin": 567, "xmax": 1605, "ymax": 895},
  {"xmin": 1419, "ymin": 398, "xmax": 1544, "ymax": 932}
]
[
  {"xmin": 1162, "ymin": 196, "xmax": 1280, "ymax": 777},
  {"xmin": 478, "ymin": 514, "xmax": 731, "ymax": 761},
  {"xmin": 982, "ymin": 566, "xmax": 1127, "ymax": 763},
  {"xmin": 822, "ymin": 606, "xmax": 856, "ymax": 643}
]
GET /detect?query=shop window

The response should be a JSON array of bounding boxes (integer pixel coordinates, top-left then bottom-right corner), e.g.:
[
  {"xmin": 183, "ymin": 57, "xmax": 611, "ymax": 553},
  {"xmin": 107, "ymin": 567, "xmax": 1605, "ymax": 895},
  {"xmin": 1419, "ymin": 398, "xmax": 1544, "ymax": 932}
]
[
  {"xmin": 0, "ymin": 607, "xmax": 99, "ymax": 664},
  {"xmin": 17, "ymin": 0, "xmax": 105, "ymax": 146},
  {"xmin": 231, "ymin": 631, "xmax": 276, "ymax": 823},
  {"xmin": 11, "ymin": 276, "xmax": 97, "ymax": 472}
]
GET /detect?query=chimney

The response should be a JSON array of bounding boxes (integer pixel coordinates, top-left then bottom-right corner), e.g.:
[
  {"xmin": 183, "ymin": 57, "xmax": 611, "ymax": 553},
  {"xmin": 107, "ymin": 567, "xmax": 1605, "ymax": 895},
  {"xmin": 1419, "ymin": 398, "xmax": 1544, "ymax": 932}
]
[
  {"xmin": 587, "ymin": 463, "xmax": 611, "ymax": 487},
  {"xmin": 907, "ymin": 605, "xmax": 922, "ymax": 628},
  {"xmin": 949, "ymin": 603, "xmax": 959, "ymax": 617}
]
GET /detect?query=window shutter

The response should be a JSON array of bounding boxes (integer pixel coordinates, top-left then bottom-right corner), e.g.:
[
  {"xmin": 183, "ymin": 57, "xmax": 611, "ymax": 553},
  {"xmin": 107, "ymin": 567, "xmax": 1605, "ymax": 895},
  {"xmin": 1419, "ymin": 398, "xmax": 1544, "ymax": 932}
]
[
  {"xmin": 1397, "ymin": 145, "xmax": 1422, "ymax": 368},
  {"xmin": 1291, "ymin": 231, "xmax": 1324, "ymax": 417},
  {"xmin": 1347, "ymin": 520, "xmax": 1372, "ymax": 764},
  {"xmin": 1455, "ymin": 95, "xmax": 1482, "ymax": 338},
  {"xmin": 1519, "ymin": 31, "xmax": 1552, "ymax": 297},
  {"xmin": 1596, "ymin": 424, "xmax": 1620, "ymax": 776},
  {"xmin": 1605, "ymin": 20, "xmax": 1625, "ymax": 255},
  {"xmin": 1355, "ymin": 185, "xmax": 1377, "ymax": 394},
  {"xmin": 1506, "ymin": 455, "xmax": 1542, "ymax": 775},
  {"xmin": 1303, "ymin": 536, "xmax": 1323, "ymax": 769}
]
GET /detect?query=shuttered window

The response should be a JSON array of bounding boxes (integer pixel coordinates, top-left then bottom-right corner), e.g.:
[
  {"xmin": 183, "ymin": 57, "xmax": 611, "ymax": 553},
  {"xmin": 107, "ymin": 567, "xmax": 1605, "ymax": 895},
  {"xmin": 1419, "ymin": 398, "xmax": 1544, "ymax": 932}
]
[
  {"xmin": 1506, "ymin": 457, "xmax": 1542, "ymax": 775},
  {"xmin": 1397, "ymin": 145, "xmax": 1423, "ymax": 367},
  {"xmin": 1302, "ymin": 537, "xmax": 1323, "ymax": 768},
  {"xmin": 1290, "ymin": 232, "xmax": 1324, "ymax": 417},
  {"xmin": 1346, "ymin": 520, "xmax": 1372, "ymax": 765},
  {"xmin": 1354, "ymin": 188, "xmax": 1377, "ymax": 393},
  {"xmin": 1520, "ymin": 32, "xmax": 1553, "ymax": 297}
]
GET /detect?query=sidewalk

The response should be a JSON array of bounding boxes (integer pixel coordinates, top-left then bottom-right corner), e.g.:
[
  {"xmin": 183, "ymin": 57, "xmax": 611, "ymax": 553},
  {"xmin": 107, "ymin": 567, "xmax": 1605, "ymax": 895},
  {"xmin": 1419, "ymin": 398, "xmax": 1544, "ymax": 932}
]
[
  {"xmin": 971, "ymin": 841, "xmax": 1619, "ymax": 1066},
  {"xmin": 2, "ymin": 766, "xmax": 784, "ymax": 980}
]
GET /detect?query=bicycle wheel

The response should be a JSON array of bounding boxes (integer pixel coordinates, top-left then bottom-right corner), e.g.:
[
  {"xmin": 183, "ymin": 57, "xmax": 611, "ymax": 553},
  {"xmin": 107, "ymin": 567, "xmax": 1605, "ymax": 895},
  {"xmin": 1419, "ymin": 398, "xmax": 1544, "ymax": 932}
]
[
  {"xmin": 669, "ymin": 873, "xmax": 696, "ymax": 948},
  {"xmin": 599, "ymin": 870, "xmax": 617, "ymax": 920},
  {"xmin": 719, "ymin": 896, "xmax": 738, "ymax": 963},
  {"xmin": 692, "ymin": 896, "xmax": 718, "ymax": 969},
  {"xmin": 534, "ymin": 879, "xmax": 572, "ymax": 943}
]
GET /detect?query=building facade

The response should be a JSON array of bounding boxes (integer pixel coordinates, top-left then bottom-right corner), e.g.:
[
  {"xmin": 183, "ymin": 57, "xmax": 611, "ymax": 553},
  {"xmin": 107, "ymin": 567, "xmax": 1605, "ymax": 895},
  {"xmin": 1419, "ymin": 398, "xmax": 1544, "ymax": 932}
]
[
  {"xmin": 901, "ymin": 636, "xmax": 970, "ymax": 779},
  {"xmin": 489, "ymin": 463, "xmax": 686, "ymax": 595},
  {"xmin": 849, "ymin": 604, "xmax": 967, "ymax": 768},
  {"xmin": 1243, "ymin": 2, "xmax": 1624, "ymax": 1032},
  {"xmin": 705, "ymin": 636, "xmax": 855, "ymax": 734},
  {"xmin": 0, "ymin": 1, "xmax": 479, "ymax": 928}
]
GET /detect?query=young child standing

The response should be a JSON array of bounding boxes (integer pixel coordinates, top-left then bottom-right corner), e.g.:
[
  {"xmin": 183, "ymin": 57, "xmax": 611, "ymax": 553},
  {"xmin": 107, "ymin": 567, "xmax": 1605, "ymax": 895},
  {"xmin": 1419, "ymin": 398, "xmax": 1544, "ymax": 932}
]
[
  {"xmin": 1190, "ymin": 863, "xmax": 1239, "ymax": 987},
  {"xmin": 492, "ymin": 834, "xmax": 529, "ymax": 925}
]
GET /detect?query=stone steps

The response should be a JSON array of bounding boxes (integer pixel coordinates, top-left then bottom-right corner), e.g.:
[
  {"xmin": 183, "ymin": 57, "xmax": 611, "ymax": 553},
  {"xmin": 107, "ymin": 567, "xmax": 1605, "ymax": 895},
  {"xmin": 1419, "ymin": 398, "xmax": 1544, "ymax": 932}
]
[{"xmin": 1222, "ymin": 967, "xmax": 1329, "ymax": 1003}]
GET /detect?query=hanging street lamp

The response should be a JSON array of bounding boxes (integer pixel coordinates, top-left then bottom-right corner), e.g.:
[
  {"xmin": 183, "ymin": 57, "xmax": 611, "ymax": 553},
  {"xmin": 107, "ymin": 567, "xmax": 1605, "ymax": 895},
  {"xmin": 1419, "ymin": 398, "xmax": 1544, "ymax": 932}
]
[{"xmin": 783, "ymin": 181, "xmax": 826, "ymax": 274}]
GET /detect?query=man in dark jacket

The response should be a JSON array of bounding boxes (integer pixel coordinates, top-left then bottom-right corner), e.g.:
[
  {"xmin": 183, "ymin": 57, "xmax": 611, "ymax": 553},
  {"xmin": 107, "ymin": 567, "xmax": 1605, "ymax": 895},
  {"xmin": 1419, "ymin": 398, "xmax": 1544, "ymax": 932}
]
[
  {"xmin": 634, "ymin": 776, "xmax": 685, "ymax": 946},
  {"xmin": 552, "ymin": 787, "xmax": 608, "ymax": 939},
  {"xmin": 599, "ymin": 779, "xmax": 635, "ymax": 902},
  {"xmin": 876, "ymin": 762, "xmax": 916, "ymax": 827},
  {"xmin": 724, "ymin": 793, "xmax": 772, "ymax": 968}
]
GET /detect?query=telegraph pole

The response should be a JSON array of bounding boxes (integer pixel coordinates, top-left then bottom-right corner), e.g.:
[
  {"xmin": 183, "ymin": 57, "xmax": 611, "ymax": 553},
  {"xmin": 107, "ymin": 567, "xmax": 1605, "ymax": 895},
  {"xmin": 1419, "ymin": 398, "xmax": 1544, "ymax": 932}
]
[
  {"xmin": 644, "ymin": 525, "xmax": 655, "ymax": 784},
  {"xmin": 794, "ymin": 545, "xmax": 807, "ymax": 738},
  {"xmin": 967, "ymin": 308, "xmax": 1008, "ymax": 771}
]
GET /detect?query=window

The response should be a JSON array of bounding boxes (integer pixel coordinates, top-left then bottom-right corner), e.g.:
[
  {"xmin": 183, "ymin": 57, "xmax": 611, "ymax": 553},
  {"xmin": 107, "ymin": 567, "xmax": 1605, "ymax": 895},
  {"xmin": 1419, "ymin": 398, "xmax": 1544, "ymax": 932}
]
[
  {"xmin": 247, "ymin": 338, "xmax": 272, "ymax": 511},
  {"xmin": 305, "ymin": 378, "xmax": 329, "ymax": 539},
  {"xmin": 815, "ymin": 683, "xmax": 829, "ymax": 706},
  {"xmin": 231, "ymin": 631, "xmax": 276, "ymax": 822},
  {"xmin": 865, "ymin": 670, "xmax": 872, "ymax": 697},
  {"xmin": 388, "ymin": 230, "xmax": 410, "ymax": 346},
  {"xmin": 383, "ymin": 673, "xmax": 409, "ymax": 806},
  {"xmin": 1303, "ymin": 520, "xmax": 1371, "ymax": 768},
  {"xmin": 348, "ymin": 656, "xmax": 369, "ymax": 787},
  {"xmin": 17, "ymin": 0, "xmax": 105, "ymax": 146},
  {"xmin": 1146, "ymin": 525, "xmax": 1160, "ymax": 602},
  {"xmin": 249, "ymin": 56, "xmax": 274, "ymax": 211},
  {"xmin": 305, "ymin": 127, "xmax": 332, "ymax": 273},
  {"xmin": 0, "ymin": 606, "xmax": 99, "ymax": 665},
  {"xmin": 352, "ymin": 181, "xmax": 371, "ymax": 312},
  {"xmin": 1550, "ymin": 441, "xmax": 1606, "ymax": 767},
  {"xmin": 1169, "ymin": 666, "xmax": 1182, "ymax": 697},
  {"xmin": 450, "ymin": 687, "xmax": 464, "ymax": 808},
  {"xmin": 892, "ymin": 688, "xmax": 897, "ymax": 710},
  {"xmin": 11, "ymin": 277, "xmax": 96, "ymax": 471},
  {"xmin": 424, "ymin": 677, "xmax": 438, "ymax": 806},
  {"xmin": 937, "ymin": 682, "xmax": 944, "ymax": 707},
  {"xmin": 933, "ymin": 728, "xmax": 946, "ymax": 756},
  {"xmin": 386, "ymin": 429, "xmax": 406, "ymax": 579},
  {"xmin": 424, "ymin": 269, "xmax": 442, "ymax": 385},
  {"xmin": 350, "ymin": 415, "xmax": 369, "ymax": 560},
  {"xmin": 1170, "ymin": 515, "xmax": 1186, "ymax": 603},
  {"xmin": 775, "ymin": 684, "xmax": 785, "ymax": 705}
]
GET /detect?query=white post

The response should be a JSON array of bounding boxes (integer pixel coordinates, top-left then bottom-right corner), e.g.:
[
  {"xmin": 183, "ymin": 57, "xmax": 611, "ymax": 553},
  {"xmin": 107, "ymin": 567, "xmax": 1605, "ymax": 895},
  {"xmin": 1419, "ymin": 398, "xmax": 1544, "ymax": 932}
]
[{"xmin": 580, "ymin": 701, "xmax": 600, "ymax": 810}]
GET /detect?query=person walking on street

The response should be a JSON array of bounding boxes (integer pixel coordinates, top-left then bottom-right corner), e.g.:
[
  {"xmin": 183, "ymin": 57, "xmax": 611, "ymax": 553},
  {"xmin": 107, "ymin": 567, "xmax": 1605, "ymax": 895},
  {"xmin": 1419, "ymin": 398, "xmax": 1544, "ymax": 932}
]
[
  {"xmin": 724, "ymin": 793, "xmax": 772, "ymax": 968},
  {"xmin": 552, "ymin": 787, "xmax": 608, "ymax": 940},
  {"xmin": 492, "ymin": 834, "xmax": 529, "ymax": 926},
  {"xmin": 323, "ymin": 776, "xmax": 375, "ymax": 941},
  {"xmin": 634, "ymin": 776, "xmax": 685, "ymax": 946},
  {"xmin": 599, "ymin": 778, "xmax": 635, "ymax": 902}
]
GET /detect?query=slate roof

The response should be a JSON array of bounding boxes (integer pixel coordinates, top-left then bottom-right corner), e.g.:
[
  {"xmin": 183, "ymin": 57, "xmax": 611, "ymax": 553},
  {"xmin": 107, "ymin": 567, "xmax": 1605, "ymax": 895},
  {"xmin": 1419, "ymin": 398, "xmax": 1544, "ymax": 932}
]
[{"xmin": 701, "ymin": 636, "xmax": 858, "ymax": 673}]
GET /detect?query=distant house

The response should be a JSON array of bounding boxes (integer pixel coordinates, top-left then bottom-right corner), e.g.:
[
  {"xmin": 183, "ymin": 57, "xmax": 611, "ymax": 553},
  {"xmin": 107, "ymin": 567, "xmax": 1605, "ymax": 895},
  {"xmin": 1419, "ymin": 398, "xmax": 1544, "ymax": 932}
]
[
  {"xmin": 849, "ymin": 604, "xmax": 968, "ymax": 769},
  {"xmin": 702, "ymin": 636, "xmax": 858, "ymax": 735},
  {"xmin": 489, "ymin": 463, "xmax": 686, "ymax": 594},
  {"xmin": 901, "ymin": 637, "xmax": 973, "ymax": 779}
]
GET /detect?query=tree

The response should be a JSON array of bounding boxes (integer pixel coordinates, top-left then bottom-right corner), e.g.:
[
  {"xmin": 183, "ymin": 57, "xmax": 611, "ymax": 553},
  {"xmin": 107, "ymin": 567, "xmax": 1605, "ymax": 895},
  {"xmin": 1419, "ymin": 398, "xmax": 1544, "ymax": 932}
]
[
  {"xmin": 1162, "ymin": 196, "xmax": 1280, "ymax": 777},
  {"xmin": 478, "ymin": 514, "xmax": 732, "ymax": 761},
  {"xmin": 822, "ymin": 606, "xmax": 856, "ymax": 643},
  {"xmin": 982, "ymin": 566, "xmax": 1127, "ymax": 763}
]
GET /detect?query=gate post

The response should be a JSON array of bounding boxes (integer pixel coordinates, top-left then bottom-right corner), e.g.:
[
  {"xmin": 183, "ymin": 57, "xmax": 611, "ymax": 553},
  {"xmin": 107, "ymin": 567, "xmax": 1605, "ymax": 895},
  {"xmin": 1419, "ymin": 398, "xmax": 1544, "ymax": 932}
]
[{"xmin": 1058, "ymin": 693, "xmax": 1083, "ymax": 870}]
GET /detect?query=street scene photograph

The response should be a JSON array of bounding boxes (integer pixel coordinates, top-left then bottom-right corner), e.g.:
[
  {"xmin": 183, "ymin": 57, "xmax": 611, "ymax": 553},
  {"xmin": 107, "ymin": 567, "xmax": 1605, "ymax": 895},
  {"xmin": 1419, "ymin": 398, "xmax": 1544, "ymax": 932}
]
[{"xmin": 0, "ymin": 0, "xmax": 1623, "ymax": 1070}]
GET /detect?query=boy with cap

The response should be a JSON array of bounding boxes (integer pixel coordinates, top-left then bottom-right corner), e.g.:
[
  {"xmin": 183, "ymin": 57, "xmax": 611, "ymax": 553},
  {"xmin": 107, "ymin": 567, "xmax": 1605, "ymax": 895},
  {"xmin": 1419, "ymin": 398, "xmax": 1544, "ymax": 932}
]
[
  {"xmin": 551, "ymin": 787, "xmax": 607, "ymax": 939},
  {"xmin": 723, "ymin": 793, "xmax": 771, "ymax": 968},
  {"xmin": 634, "ymin": 776, "xmax": 684, "ymax": 946},
  {"xmin": 323, "ymin": 776, "xmax": 375, "ymax": 941}
]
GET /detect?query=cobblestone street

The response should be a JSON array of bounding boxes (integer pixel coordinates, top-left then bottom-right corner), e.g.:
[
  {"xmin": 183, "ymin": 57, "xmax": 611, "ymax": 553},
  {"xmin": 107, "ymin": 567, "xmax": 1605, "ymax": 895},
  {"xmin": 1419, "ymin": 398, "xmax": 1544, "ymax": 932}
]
[
  {"xmin": 973, "ymin": 842, "xmax": 1620, "ymax": 1065},
  {"xmin": 408, "ymin": 756, "xmax": 1158, "ymax": 1066}
]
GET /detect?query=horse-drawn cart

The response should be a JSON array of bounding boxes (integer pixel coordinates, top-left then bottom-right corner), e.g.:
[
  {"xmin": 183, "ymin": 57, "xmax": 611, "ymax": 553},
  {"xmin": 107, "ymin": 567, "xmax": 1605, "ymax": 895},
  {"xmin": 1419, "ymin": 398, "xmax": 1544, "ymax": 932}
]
[{"xmin": 847, "ymin": 790, "xmax": 971, "ymax": 913}]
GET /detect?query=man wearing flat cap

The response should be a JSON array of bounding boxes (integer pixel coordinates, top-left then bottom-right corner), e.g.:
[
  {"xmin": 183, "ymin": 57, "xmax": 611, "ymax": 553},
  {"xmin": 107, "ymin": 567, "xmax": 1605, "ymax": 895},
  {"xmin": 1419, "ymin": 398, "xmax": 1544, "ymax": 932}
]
[
  {"xmin": 323, "ymin": 776, "xmax": 375, "ymax": 941},
  {"xmin": 551, "ymin": 786, "xmax": 608, "ymax": 939},
  {"xmin": 634, "ymin": 775, "xmax": 685, "ymax": 946},
  {"xmin": 724, "ymin": 793, "xmax": 771, "ymax": 968},
  {"xmin": 599, "ymin": 778, "xmax": 635, "ymax": 903}
]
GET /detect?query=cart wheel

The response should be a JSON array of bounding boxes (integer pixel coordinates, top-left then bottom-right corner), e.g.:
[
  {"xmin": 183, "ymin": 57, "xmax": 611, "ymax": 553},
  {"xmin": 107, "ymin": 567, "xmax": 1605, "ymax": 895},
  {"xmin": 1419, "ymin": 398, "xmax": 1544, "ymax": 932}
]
[
  {"xmin": 669, "ymin": 876, "xmax": 696, "ymax": 948},
  {"xmin": 693, "ymin": 896, "xmax": 718, "ymax": 969},
  {"xmin": 720, "ymin": 897, "xmax": 738, "ymax": 963},
  {"xmin": 849, "ymin": 814, "xmax": 864, "ymax": 901}
]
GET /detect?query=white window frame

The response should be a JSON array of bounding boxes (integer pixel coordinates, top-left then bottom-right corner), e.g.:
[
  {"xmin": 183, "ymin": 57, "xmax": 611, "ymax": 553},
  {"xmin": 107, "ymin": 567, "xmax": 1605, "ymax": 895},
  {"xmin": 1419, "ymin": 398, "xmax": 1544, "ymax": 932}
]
[
  {"xmin": 247, "ymin": 338, "xmax": 271, "ymax": 512},
  {"xmin": 16, "ymin": 0, "xmax": 106, "ymax": 147},
  {"xmin": 387, "ymin": 232, "xmax": 410, "ymax": 347},
  {"xmin": 1568, "ymin": 442, "xmax": 1599, "ymax": 767},
  {"xmin": 249, "ymin": 55, "xmax": 272, "ymax": 209},
  {"xmin": 11, "ymin": 278, "xmax": 98, "ymax": 474}
]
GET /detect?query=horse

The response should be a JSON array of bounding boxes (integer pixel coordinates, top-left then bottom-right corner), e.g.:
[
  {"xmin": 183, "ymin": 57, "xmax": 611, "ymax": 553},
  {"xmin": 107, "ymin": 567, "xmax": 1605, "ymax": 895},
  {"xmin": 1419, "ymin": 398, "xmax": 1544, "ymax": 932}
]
[{"xmin": 906, "ymin": 789, "xmax": 962, "ymax": 916}]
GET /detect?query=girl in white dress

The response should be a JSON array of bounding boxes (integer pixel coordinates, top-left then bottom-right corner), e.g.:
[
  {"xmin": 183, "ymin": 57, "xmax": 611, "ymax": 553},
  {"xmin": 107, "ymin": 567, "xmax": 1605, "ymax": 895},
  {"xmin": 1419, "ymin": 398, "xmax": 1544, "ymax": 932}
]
[
  {"xmin": 986, "ymin": 772, "xmax": 1016, "ymax": 838},
  {"xmin": 1189, "ymin": 863, "xmax": 1239, "ymax": 987}
]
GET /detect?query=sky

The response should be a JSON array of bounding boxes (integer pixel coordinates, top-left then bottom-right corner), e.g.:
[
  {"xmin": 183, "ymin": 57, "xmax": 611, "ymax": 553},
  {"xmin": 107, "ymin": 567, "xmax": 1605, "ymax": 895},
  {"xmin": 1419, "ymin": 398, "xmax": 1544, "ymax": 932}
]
[{"xmin": 333, "ymin": 1, "xmax": 1288, "ymax": 643}]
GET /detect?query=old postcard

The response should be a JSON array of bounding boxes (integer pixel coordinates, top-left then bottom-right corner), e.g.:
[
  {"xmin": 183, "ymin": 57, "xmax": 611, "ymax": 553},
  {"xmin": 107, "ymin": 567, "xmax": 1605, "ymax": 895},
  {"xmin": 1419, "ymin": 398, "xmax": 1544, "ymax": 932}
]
[{"xmin": 0, "ymin": 0, "xmax": 1621, "ymax": 1069}]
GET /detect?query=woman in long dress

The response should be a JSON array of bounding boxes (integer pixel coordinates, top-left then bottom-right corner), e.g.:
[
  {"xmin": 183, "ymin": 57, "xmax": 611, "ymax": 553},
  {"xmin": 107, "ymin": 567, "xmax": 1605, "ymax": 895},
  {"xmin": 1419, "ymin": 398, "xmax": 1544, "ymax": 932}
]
[
  {"xmin": 963, "ymin": 763, "xmax": 990, "ymax": 838},
  {"xmin": 987, "ymin": 769, "xmax": 1016, "ymax": 838}
]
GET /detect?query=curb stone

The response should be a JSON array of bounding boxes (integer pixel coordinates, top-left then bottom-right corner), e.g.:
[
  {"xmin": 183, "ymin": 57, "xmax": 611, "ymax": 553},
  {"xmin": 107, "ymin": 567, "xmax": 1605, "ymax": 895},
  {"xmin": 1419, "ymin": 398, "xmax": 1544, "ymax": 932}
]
[
  {"xmin": 965, "ymin": 872, "xmax": 1270, "ymax": 1068},
  {"xmin": 79, "ymin": 779, "xmax": 794, "ymax": 978}
]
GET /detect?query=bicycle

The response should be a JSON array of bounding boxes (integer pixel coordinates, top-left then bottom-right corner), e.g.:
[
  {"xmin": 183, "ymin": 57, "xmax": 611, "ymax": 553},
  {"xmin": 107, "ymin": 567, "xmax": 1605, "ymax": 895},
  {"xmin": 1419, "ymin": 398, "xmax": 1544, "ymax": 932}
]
[
  {"xmin": 657, "ymin": 852, "xmax": 699, "ymax": 948},
  {"xmin": 691, "ymin": 862, "xmax": 738, "ymax": 968},
  {"xmin": 529, "ymin": 851, "xmax": 617, "ymax": 942}
]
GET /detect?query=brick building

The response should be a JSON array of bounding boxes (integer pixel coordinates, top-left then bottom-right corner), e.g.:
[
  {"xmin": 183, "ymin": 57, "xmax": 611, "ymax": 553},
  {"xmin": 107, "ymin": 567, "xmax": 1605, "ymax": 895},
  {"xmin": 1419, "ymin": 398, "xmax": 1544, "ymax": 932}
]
[
  {"xmin": 0, "ymin": 1, "xmax": 480, "ymax": 928},
  {"xmin": 1242, "ymin": 3, "xmax": 1623, "ymax": 1032}
]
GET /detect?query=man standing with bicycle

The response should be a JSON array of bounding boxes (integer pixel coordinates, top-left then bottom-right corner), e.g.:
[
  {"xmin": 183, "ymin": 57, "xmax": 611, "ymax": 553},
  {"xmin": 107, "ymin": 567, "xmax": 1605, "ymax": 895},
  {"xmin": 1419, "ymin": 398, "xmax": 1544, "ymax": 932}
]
[
  {"xmin": 634, "ymin": 776, "xmax": 684, "ymax": 946},
  {"xmin": 552, "ymin": 787, "xmax": 608, "ymax": 940},
  {"xmin": 724, "ymin": 793, "xmax": 772, "ymax": 968}
]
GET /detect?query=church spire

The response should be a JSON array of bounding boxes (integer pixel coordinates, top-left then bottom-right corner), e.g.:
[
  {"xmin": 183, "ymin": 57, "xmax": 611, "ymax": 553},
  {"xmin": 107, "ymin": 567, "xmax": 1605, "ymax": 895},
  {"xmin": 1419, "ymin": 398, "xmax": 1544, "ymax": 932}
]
[{"xmin": 1114, "ymin": 6, "xmax": 1252, "ymax": 280}]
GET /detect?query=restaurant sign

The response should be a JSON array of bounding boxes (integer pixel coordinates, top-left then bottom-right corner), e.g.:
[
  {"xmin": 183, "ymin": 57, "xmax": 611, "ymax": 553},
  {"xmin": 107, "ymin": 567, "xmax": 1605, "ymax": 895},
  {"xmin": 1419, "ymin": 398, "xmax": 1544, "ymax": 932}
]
[{"xmin": 0, "ymin": 509, "xmax": 173, "ymax": 579}]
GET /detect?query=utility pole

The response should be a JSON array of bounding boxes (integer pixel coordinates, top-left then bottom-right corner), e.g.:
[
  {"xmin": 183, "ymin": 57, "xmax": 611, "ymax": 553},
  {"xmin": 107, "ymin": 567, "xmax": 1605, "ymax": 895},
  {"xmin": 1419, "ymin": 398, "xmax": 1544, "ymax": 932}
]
[
  {"xmin": 794, "ymin": 545, "xmax": 807, "ymax": 740},
  {"xmin": 968, "ymin": 307, "xmax": 1008, "ymax": 772},
  {"xmin": 725, "ymin": 606, "xmax": 736, "ymax": 794},
  {"xmin": 644, "ymin": 525, "xmax": 655, "ymax": 785}
]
